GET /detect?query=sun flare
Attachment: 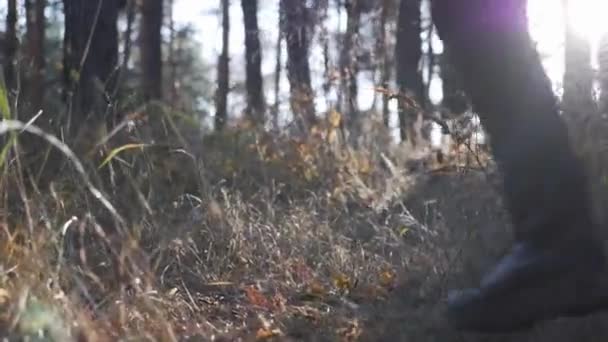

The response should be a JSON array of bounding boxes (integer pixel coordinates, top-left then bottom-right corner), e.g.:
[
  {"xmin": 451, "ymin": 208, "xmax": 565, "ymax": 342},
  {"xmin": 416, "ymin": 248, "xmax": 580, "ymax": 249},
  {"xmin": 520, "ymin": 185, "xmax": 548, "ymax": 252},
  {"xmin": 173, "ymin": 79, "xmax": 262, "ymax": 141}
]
[
  {"xmin": 526, "ymin": 0, "xmax": 608, "ymax": 81},
  {"xmin": 528, "ymin": 0, "xmax": 608, "ymax": 44},
  {"xmin": 564, "ymin": 0, "xmax": 608, "ymax": 42}
]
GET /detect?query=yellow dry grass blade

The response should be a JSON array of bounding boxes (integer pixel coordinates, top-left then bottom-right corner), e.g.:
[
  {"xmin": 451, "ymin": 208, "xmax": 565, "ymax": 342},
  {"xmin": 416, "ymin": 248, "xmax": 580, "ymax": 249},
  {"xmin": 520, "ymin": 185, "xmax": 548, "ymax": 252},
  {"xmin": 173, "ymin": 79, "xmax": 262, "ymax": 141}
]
[
  {"xmin": 0, "ymin": 69, "xmax": 14, "ymax": 169},
  {"xmin": 0, "ymin": 73, "xmax": 10, "ymax": 120},
  {"xmin": 98, "ymin": 143, "xmax": 149, "ymax": 169}
]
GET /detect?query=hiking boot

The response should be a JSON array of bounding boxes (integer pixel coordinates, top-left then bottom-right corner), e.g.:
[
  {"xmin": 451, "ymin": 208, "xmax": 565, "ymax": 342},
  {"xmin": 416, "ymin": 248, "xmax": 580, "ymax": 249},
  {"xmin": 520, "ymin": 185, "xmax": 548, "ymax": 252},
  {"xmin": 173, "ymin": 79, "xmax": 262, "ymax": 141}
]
[{"xmin": 446, "ymin": 241, "xmax": 608, "ymax": 333}]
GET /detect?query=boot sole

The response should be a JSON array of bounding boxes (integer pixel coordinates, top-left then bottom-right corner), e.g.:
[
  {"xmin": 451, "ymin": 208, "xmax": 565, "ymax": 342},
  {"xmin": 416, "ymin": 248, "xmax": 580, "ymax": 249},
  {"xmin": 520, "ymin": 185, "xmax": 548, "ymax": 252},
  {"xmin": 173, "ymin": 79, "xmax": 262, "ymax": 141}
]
[{"xmin": 446, "ymin": 269, "xmax": 608, "ymax": 333}]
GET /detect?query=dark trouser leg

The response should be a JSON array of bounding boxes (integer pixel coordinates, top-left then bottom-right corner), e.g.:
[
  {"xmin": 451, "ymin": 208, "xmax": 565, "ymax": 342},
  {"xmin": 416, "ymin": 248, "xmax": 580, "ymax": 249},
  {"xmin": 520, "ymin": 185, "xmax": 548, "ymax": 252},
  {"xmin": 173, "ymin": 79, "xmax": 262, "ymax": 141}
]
[
  {"xmin": 433, "ymin": 0, "xmax": 592, "ymax": 245},
  {"xmin": 431, "ymin": 0, "xmax": 608, "ymax": 332}
]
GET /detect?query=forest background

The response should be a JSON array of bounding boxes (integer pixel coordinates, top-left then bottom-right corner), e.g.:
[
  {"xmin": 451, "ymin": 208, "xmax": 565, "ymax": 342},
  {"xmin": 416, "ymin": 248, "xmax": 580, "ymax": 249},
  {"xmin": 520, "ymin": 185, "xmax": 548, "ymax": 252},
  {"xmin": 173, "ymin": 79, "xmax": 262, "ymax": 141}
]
[{"xmin": 0, "ymin": 0, "xmax": 607, "ymax": 341}]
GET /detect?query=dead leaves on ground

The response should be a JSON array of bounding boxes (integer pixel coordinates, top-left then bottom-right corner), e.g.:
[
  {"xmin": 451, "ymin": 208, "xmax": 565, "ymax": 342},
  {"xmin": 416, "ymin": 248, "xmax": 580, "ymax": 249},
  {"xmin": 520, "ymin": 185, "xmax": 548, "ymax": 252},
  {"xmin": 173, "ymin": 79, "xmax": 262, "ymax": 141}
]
[
  {"xmin": 229, "ymin": 262, "xmax": 402, "ymax": 341},
  {"xmin": 288, "ymin": 265, "xmax": 400, "ymax": 310},
  {"xmin": 243, "ymin": 285, "xmax": 288, "ymax": 314},
  {"xmin": 244, "ymin": 286, "xmax": 274, "ymax": 311}
]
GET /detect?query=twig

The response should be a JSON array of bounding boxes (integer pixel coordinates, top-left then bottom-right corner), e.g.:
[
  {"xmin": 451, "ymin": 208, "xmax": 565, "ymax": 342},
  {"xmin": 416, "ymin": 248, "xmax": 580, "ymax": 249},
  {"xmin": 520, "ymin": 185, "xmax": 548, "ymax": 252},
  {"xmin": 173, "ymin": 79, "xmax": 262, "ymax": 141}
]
[{"xmin": 378, "ymin": 87, "xmax": 452, "ymax": 134}]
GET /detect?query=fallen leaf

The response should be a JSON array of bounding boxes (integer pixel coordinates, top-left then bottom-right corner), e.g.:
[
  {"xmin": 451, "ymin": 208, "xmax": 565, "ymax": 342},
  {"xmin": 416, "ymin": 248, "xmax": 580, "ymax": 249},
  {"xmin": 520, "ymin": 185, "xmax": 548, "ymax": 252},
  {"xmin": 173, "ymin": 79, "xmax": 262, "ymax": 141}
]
[
  {"xmin": 309, "ymin": 280, "xmax": 327, "ymax": 297},
  {"xmin": 333, "ymin": 273, "xmax": 353, "ymax": 293},
  {"xmin": 244, "ymin": 286, "xmax": 272, "ymax": 309},
  {"xmin": 300, "ymin": 280, "xmax": 327, "ymax": 301},
  {"xmin": 272, "ymin": 293, "xmax": 287, "ymax": 312},
  {"xmin": 379, "ymin": 270, "xmax": 396, "ymax": 288},
  {"xmin": 338, "ymin": 319, "xmax": 362, "ymax": 341},
  {"xmin": 256, "ymin": 327, "xmax": 282, "ymax": 340}
]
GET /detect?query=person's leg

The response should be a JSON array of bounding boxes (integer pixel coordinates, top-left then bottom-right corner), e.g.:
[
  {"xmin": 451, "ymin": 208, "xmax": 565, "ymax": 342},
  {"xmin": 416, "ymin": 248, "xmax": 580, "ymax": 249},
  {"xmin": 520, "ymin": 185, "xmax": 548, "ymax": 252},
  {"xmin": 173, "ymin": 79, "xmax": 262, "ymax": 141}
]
[{"xmin": 431, "ymin": 0, "xmax": 608, "ymax": 332}]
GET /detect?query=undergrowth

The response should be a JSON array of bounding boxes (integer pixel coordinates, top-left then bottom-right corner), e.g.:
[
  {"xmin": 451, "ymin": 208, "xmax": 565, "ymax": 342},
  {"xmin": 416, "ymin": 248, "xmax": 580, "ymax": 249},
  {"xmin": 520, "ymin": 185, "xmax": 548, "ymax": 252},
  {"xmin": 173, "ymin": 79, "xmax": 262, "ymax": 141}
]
[
  {"xmin": 2, "ymin": 102, "xmax": 608, "ymax": 342},
  {"xmin": 0, "ymin": 106, "xmax": 449, "ymax": 341}
]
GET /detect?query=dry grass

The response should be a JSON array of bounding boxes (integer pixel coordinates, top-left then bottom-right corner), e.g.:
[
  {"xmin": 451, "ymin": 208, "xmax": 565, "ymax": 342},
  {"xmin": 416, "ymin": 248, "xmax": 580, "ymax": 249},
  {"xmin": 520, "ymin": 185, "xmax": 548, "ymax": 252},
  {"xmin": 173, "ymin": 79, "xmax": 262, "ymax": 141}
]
[{"xmin": 2, "ymin": 109, "xmax": 608, "ymax": 342}]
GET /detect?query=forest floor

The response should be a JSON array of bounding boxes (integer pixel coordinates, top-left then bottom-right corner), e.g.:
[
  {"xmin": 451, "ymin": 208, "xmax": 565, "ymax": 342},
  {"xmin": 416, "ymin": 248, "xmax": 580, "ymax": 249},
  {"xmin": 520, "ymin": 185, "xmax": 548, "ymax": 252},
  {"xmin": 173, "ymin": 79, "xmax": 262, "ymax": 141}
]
[{"xmin": 2, "ymin": 117, "xmax": 608, "ymax": 342}]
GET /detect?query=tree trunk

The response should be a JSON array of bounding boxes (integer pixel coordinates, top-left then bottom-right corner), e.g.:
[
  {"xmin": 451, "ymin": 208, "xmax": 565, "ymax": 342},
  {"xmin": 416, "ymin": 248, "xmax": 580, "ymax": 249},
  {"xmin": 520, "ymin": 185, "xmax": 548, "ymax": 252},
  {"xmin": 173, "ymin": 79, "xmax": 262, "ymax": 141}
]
[
  {"xmin": 395, "ymin": 0, "xmax": 423, "ymax": 145},
  {"xmin": 440, "ymin": 49, "xmax": 468, "ymax": 117},
  {"xmin": 168, "ymin": 0, "xmax": 178, "ymax": 105},
  {"xmin": 272, "ymin": 7, "xmax": 283, "ymax": 131},
  {"xmin": 140, "ymin": 0, "xmax": 163, "ymax": 101},
  {"xmin": 562, "ymin": 0, "xmax": 596, "ymax": 119},
  {"xmin": 340, "ymin": 0, "xmax": 361, "ymax": 136},
  {"xmin": 63, "ymin": 0, "xmax": 120, "ymax": 132},
  {"xmin": 282, "ymin": 0, "xmax": 316, "ymax": 133},
  {"xmin": 5, "ymin": 0, "xmax": 17, "ymax": 92},
  {"xmin": 420, "ymin": 21, "xmax": 436, "ymax": 141},
  {"xmin": 319, "ymin": 0, "xmax": 331, "ymax": 106},
  {"xmin": 599, "ymin": 34, "xmax": 608, "ymax": 115},
  {"xmin": 241, "ymin": 0, "xmax": 265, "ymax": 126},
  {"xmin": 376, "ymin": 0, "xmax": 393, "ymax": 127},
  {"xmin": 424, "ymin": 24, "xmax": 435, "ymax": 109},
  {"xmin": 108, "ymin": 0, "xmax": 135, "ymax": 126},
  {"xmin": 113, "ymin": 0, "xmax": 135, "ymax": 94},
  {"xmin": 215, "ymin": 0, "xmax": 230, "ymax": 131},
  {"xmin": 432, "ymin": 0, "xmax": 595, "ymax": 245},
  {"xmin": 25, "ymin": 0, "xmax": 46, "ymax": 111}
]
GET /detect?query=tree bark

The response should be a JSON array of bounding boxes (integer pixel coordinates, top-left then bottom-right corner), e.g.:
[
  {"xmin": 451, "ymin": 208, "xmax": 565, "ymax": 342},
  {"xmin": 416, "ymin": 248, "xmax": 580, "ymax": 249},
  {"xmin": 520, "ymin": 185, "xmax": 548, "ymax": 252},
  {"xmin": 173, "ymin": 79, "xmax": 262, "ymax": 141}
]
[
  {"xmin": 63, "ymin": 0, "xmax": 121, "ymax": 131},
  {"xmin": 272, "ymin": 6, "xmax": 283, "ymax": 130},
  {"xmin": 25, "ymin": 0, "xmax": 46, "ymax": 111},
  {"xmin": 108, "ymin": 0, "xmax": 135, "ymax": 126},
  {"xmin": 440, "ymin": 49, "xmax": 468, "ymax": 117},
  {"xmin": 340, "ymin": 0, "xmax": 361, "ymax": 135},
  {"xmin": 282, "ymin": 0, "xmax": 316, "ymax": 133},
  {"xmin": 432, "ymin": 0, "xmax": 595, "ymax": 245},
  {"xmin": 562, "ymin": 0, "xmax": 596, "ymax": 119},
  {"xmin": 241, "ymin": 0, "xmax": 265, "ymax": 126},
  {"xmin": 599, "ymin": 34, "xmax": 608, "ymax": 115},
  {"xmin": 376, "ymin": 0, "xmax": 393, "ymax": 127},
  {"xmin": 215, "ymin": 0, "xmax": 230, "ymax": 131},
  {"xmin": 319, "ymin": 0, "xmax": 331, "ymax": 106},
  {"xmin": 395, "ymin": 0, "xmax": 424, "ymax": 145},
  {"xmin": 167, "ymin": 0, "xmax": 178, "ymax": 105},
  {"xmin": 113, "ymin": 0, "xmax": 135, "ymax": 95},
  {"xmin": 140, "ymin": 0, "xmax": 163, "ymax": 101},
  {"xmin": 5, "ymin": 0, "xmax": 17, "ymax": 92}
]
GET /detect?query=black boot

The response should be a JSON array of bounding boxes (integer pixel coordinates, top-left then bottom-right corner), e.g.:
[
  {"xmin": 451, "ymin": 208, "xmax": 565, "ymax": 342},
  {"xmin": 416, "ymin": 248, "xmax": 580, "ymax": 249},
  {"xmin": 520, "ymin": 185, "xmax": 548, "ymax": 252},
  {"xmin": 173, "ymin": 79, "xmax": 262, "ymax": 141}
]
[
  {"xmin": 444, "ymin": 149, "xmax": 608, "ymax": 332},
  {"xmin": 446, "ymin": 240, "xmax": 608, "ymax": 333}
]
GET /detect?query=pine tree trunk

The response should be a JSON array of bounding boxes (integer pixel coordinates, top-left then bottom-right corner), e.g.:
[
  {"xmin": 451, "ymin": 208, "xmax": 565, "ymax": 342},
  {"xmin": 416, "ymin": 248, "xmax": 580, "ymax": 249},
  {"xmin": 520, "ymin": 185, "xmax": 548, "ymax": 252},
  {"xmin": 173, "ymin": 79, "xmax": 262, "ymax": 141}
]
[
  {"xmin": 25, "ymin": 0, "xmax": 46, "ymax": 111},
  {"xmin": 272, "ymin": 9, "xmax": 283, "ymax": 131},
  {"xmin": 440, "ymin": 49, "xmax": 468, "ymax": 117},
  {"xmin": 340, "ymin": 0, "xmax": 361, "ymax": 137},
  {"xmin": 562, "ymin": 0, "xmax": 596, "ymax": 120},
  {"xmin": 168, "ymin": 0, "xmax": 178, "ymax": 105},
  {"xmin": 241, "ymin": 0, "xmax": 265, "ymax": 126},
  {"xmin": 115, "ymin": 0, "xmax": 135, "ymax": 95},
  {"xmin": 599, "ymin": 34, "xmax": 608, "ymax": 115},
  {"xmin": 215, "ymin": 0, "xmax": 230, "ymax": 131},
  {"xmin": 63, "ymin": 0, "xmax": 120, "ymax": 132},
  {"xmin": 376, "ymin": 0, "xmax": 392, "ymax": 127},
  {"xmin": 395, "ymin": 0, "xmax": 423, "ymax": 145},
  {"xmin": 319, "ymin": 1, "xmax": 331, "ymax": 107},
  {"xmin": 103, "ymin": 0, "xmax": 134, "ymax": 128},
  {"xmin": 282, "ymin": 0, "xmax": 316, "ymax": 133},
  {"xmin": 5, "ymin": 0, "xmax": 17, "ymax": 91},
  {"xmin": 140, "ymin": 0, "xmax": 163, "ymax": 101}
]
